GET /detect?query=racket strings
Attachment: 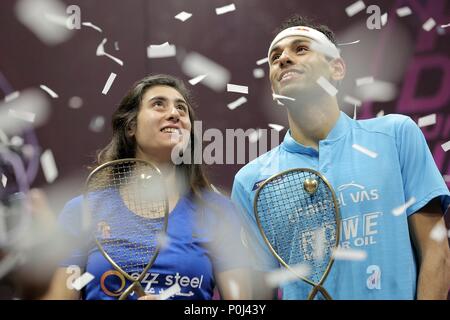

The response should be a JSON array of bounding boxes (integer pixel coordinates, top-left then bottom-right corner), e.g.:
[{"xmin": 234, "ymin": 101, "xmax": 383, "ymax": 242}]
[
  {"xmin": 86, "ymin": 160, "xmax": 166, "ymax": 275},
  {"xmin": 256, "ymin": 170, "xmax": 337, "ymax": 284}
]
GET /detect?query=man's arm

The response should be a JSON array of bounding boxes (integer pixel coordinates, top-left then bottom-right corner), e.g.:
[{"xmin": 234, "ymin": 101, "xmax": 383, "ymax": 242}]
[{"xmin": 408, "ymin": 198, "xmax": 450, "ymax": 300}]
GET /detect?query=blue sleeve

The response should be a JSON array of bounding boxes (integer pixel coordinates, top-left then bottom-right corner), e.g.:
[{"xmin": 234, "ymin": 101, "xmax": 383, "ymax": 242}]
[
  {"xmin": 231, "ymin": 178, "xmax": 278, "ymax": 271},
  {"xmin": 396, "ymin": 117, "xmax": 450, "ymax": 216},
  {"xmin": 57, "ymin": 196, "xmax": 89, "ymax": 267}
]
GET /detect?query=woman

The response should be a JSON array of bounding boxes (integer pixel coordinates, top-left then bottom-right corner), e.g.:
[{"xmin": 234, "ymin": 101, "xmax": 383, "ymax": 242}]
[{"xmin": 44, "ymin": 74, "xmax": 253, "ymax": 300}]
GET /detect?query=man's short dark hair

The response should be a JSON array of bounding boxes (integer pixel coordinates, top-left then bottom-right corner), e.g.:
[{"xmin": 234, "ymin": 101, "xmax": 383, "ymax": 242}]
[{"xmin": 275, "ymin": 15, "xmax": 337, "ymax": 46}]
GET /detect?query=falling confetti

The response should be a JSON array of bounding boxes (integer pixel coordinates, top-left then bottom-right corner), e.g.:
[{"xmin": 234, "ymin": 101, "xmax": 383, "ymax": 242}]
[
  {"xmin": 418, "ymin": 114, "xmax": 436, "ymax": 128},
  {"xmin": 89, "ymin": 116, "xmax": 105, "ymax": 132},
  {"xmin": 356, "ymin": 76, "xmax": 374, "ymax": 86},
  {"xmin": 248, "ymin": 129, "xmax": 263, "ymax": 143},
  {"xmin": 158, "ymin": 283, "xmax": 181, "ymax": 300},
  {"xmin": 1, "ymin": 174, "xmax": 6, "ymax": 188},
  {"xmin": 40, "ymin": 149, "xmax": 58, "ymax": 183},
  {"xmin": 392, "ymin": 197, "xmax": 416, "ymax": 216},
  {"xmin": 96, "ymin": 38, "xmax": 124, "ymax": 66},
  {"xmin": 188, "ymin": 75, "xmax": 207, "ymax": 86},
  {"xmin": 352, "ymin": 144, "xmax": 378, "ymax": 158},
  {"xmin": 82, "ymin": 22, "xmax": 102, "ymax": 32},
  {"xmin": 344, "ymin": 95, "xmax": 362, "ymax": 107},
  {"xmin": 227, "ymin": 84, "xmax": 248, "ymax": 94},
  {"xmin": 256, "ymin": 57, "xmax": 269, "ymax": 65},
  {"xmin": 227, "ymin": 97, "xmax": 247, "ymax": 110},
  {"xmin": 381, "ymin": 13, "xmax": 388, "ymax": 26},
  {"xmin": 422, "ymin": 18, "xmax": 436, "ymax": 32},
  {"xmin": 174, "ymin": 11, "xmax": 192, "ymax": 22},
  {"xmin": 8, "ymin": 109, "xmax": 35, "ymax": 123},
  {"xmin": 272, "ymin": 93, "xmax": 295, "ymax": 102},
  {"xmin": 337, "ymin": 40, "xmax": 360, "ymax": 46},
  {"xmin": 376, "ymin": 110, "xmax": 385, "ymax": 117},
  {"xmin": 316, "ymin": 76, "xmax": 338, "ymax": 96},
  {"xmin": 101, "ymin": 73, "xmax": 117, "ymax": 95},
  {"xmin": 39, "ymin": 85, "xmax": 58, "ymax": 98},
  {"xmin": 396, "ymin": 7, "xmax": 412, "ymax": 17},
  {"xmin": 4, "ymin": 91, "xmax": 20, "ymax": 103},
  {"xmin": 333, "ymin": 248, "xmax": 367, "ymax": 261},
  {"xmin": 265, "ymin": 263, "xmax": 310, "ymax": 287},
  {"xmin": 253, "ymin": 68, "xmax": 265, "ymax": 79},
  {"xmin": 268, "ymin": 124, "xmax": 284, "ymax": 132},
  {"xmin": 68, "ymin": 96, "xmax": 83, "ymax": 109},
  {"xmin": 215, "ymin": 4, "xmax": 236, "ymax": 15},
  {"xmin": 71, "ymin": 272, "xmax": 95, "ymax": 291},
  {"xmin": 441, "ymin": 23, "xmax": 450, "ymax": 28},
  {"xmin": 345, "ymin": 1, "xmax": 366, "ymax": 17},
  {"xmin": 182, "ymin": 52, "xmax": 230, "ymax": 92},
  {"xmin": 429, "ymin": 223, "xmax": 447, "ymax": 242},
  {"xmin": 147, "ymin": 42, "xmax": 176, "ymax": 58},
  {"xmin": 441, "ymin": 141, "xmax": 450, "ymax": 152}
]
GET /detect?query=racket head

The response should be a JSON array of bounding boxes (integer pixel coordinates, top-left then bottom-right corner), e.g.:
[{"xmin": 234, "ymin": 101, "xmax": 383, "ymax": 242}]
[
  {"xmin": 253, "ymin": 168, "xmax": 341, "ymax": 289},
  {"xmin": 82, "ymin": 158, "xmax": 169, "ymax": 298}
]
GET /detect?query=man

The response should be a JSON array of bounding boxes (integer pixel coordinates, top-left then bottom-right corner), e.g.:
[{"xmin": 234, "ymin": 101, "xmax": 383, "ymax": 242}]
[{"xmin": 231, "ymin": 15, "xmax": 450, "ymax": 299}]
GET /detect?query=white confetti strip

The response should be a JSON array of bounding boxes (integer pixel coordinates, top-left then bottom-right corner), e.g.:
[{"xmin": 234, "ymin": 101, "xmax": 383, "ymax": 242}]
[
  {"xmin": 68, "ymin": 96, "xmax": 83, "ymax": 109},
  {"xmin": 344, "ymin": 95, "xmax": 362, "ymax": 107},
  {"xmin": 227, "ymin": 97, "xmax": 247, "ymax": 110},
  {"xmin": 114, "ymin": 42, "xmax": 119, "ymax": 51},
  {"xmin": 71, "ymin": 272, "xmax": 95, "ymax": 291},
  {"xmin": 392, "ymin": 197, "xmax": 416, "ymax": 216},
  {"xmin": 157, "ymin": 232, "xmax": 170, "ymax": 249},
  {"xmin": 158, "ymin": 283, "xmax": 181, "ymax": 300},
  {"xmin": 10, "ymin": 136, "xmax": 24, "ymax": 147},
  {"xmin": 8, "ymin": 109, "xmax": 35, "ymax": 123},
  {"xmin": 429, "ymin": 223, "xmax": 447, "ymax": 242},
  {"xmin": 265, "ymin": 264, "xmax": 310, "ymax": 287},
  {"xmin": 422, "ymin": 18, "xmax": 436, "ymax": 32},
  {"xmin": 147, "ymin": 42, "xmax": 176, "ymax": 58},
  {"xmin": 272, "ymin": 93, "xmax": 295, "ymax": 101},
  {"xmin": 210, "ymin": 184, "xmax": 222, "ymax": 195},
  {"xmin": 356, "ymin": 80, "xmax": 397, "ymax": 102},
  {"xmin": 443, "ymin": 175, "xmax": 450, "ymax": 182},
  {"xmin": 376, "ymin": 110, "xmax": 384, "ymax": 117},
  {"xmin": 381, "ymin": 13, "xmax": 388, "ymax": 26},
  {"xmin": 40, "ymin": 149, "xmax": 58, "ymax": 183},
  {"xmin": 1, "ymin": 174, "xmax": 6, "ymax": 188},
  {"xmin": 96, "ymin": 38, "xmax": 123, "ymax": 66},
  {"xmin": 418, "ymin": 114, "xmax": 436, "ymax": 127},
  {"xmin": 182, "ymin": 52, "xmax": 230, "ymax": 92},
  {"xmin": 356, "ymin": 76, "xmax": 374, "ymax": 86},
  {"xmin": 268, "ymin": 124, "xmax": 284, "ymax": 132},
  {"xmin": 441, "ymin": 23, "xmax": 450, "ymax": 28},
  {"xmin": 253, "ymin": 68, "xmax": 265, "ymax": 78},
  {"xmin": 337, "ymin": 40, "xmax": 360, "ymax": 46},
  {"xmin": 276, "ymin": 100, "xmax": 285, "ymax": 106},
  {"xmin": 4, "ymin": 91, "xmax": 20, "ymax": 103},
  {"xmin": 39, "ymin": 85, "xmax": 58, "ymax": 98},
  {"xmin": 227, "ymin": 279, "xmax": 240, "ymax": 300},
  {"xmin": 82, "ymin": 22, "xmax": 102, "ymax": 32},
  {"xmin": 441, "ymin": 141, "xmax": 450, "ymax": 152},
  {"xmin": 188, "ymin": 75, "xmax": 207, "ymax": 86},
  {"xmin": 89, "ymin": 116, "xmax": 105, "ymax": 132},
  {"xmin": 310, "ymin": 41, "xmax": 340, "ymax": 59},
  {"xmin": 396, "ymin": 7, "xmax": 412, "ymax": 17},
  {"xmin": 215, "ymin": 3, "xmax": 236, "ymax": 15},
  {"xmin": 227, "ymin": 84, "xmax": 248, "ymax": 94},
  {"xmin": 345, "ymin": 1, "xmax": 366, "ymax": 17},
  {"xmin": 256, "ymin": 57, "xmax": 269, "ymax": 65},
  {"xmin": 352, "ymin": 144, "xmax": 378, "ymax": 158},
  {"xmin": 174, "ymin": 11, "xmax": 192, "ymax": 22},
  {"xmin": 102, "ymin": 73, "xmax": 117, "ymax": 95},
  {"xmin": 316, "ymin": 76, "xmax": 338, "ymax": 96},
  {"xmin": 333, "ymin": 248, "xmax": 367, "ymax": 261},
  {"xmin": 248, "ymin": 129, "xmax": 263, "ymax": 143}
]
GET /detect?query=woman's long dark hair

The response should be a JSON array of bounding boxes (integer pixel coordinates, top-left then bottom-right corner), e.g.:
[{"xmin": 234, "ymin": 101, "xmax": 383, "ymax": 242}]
[{"xmin": 95, "ymin": 74, "xmax": 211, "ymax": 199}]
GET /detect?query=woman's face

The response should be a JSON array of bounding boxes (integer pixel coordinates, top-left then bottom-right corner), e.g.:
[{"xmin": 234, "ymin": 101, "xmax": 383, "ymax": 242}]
[{"xmin": 131, "ymin": 85, "xmax": 192, "ymax": 163}]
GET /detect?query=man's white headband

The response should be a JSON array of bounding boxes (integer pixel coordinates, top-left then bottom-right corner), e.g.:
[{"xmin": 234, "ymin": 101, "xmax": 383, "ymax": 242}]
[{"xmin": 268, "ymin": 26, "xmax": 340, "ymax": 61}]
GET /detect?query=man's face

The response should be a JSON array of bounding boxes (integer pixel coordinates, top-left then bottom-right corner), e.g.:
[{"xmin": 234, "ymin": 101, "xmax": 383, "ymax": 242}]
[{"xmin": 268, "ymin": 36, "xmax": 336, "ymax": 98}]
